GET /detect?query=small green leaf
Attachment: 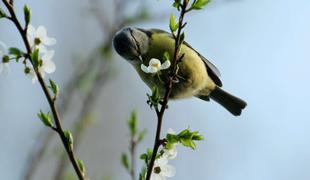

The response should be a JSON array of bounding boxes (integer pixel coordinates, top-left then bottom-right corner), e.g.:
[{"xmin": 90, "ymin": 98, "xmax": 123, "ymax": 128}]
[
  {"xmin": 137, "ymin": 129, "xmax": 147, "ymax": 142},
  {"xmin": 169, "ymin": 14, "xmax": 179, "ymax": 32},
  {"xmin": 0, "ymin": 8, "xmax": 7, "ymax": 18},
  {"xmin": 166, "ymin": 133, "xmax": 179, "ymax": 144},
  {"xmin": 163, "ymin": 51, "xmax": 170, "ymax": 61},
  {"xmin": 139, "ymin": 167, "xmax": 147, "ymax": 180},
  {"xmin": 172, "ymin": 0, "xmax": 181, "ymax": 10},
  {"xmin": 37, "ymin": 110, "xmax": 53, "ymax": 127},
  {"xmin": 128, "ymin": 111, "xmax": 138, "ymax": 136},
  {"xmin": 31, "ymin": 48, "xmax": 40, "ymax": 69},
  {"xmin": 192, "ymin": 0, "xmax": 210, "ymax": 10},
  {"xmin": 121, "ymin": 153, "xmax": 130, "ymax": 170},
  {"xmin": 23, "ymin": 4, "xmax": 31, "ymax": 26},
  {"xmin": 140, "ymin": 153, "xmax": 148, "ymax": 160},
  {"xmin": 77, "ymin": 159, "xmax": 86, "ymax": 173},
  {"xmin": 179, "ymin": 32, "xmax": 185, "ymax": 45},
  {"xmin": 8, "ymin": 47, "xmax": 23, "ymax": 57},
  {"xmin": 49, "ymin": 79, "xmax": 60, "ymax": 97},
  {"xmin": 64, "ymin": 130, "xmax": 74, "ymax": 148}
]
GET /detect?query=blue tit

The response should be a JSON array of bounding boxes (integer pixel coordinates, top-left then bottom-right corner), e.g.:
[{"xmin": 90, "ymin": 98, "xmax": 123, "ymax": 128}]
[{"xmin": 113, "ymin": 27, "xmax": 247, "ymax": 116}]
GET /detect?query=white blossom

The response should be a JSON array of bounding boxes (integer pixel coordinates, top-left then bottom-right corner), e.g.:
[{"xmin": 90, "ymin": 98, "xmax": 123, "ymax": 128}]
[
  {"xmin": 150, "ymin": 157, "xmax": 176, "ymax": 180},
  {"xmin": 27, "ymin": 68, "xmax": 37, "ymax": 84},
  {"xmin": 141, "ymin": 58, "xmax": 171, "ymax": 74},
  {"xmin": 26, "ymin": 50, "xmax": 56, "ymax": 84},
  {"xmin": 38, "ymin": 50, "xmax": 56, "ymax": 77},
  {"xmin": 0, "ymin": 41, "xmax": 10, "ymax": 75},
  {"xmin": 27, "ymin": 25, "xmax": 56, "ymax": 52}
]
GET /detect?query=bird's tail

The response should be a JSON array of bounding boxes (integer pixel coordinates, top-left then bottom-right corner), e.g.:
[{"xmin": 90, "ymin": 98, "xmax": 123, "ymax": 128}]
[{"xmin": 209, "ymin": 86, "xmax": 247, "ymax": 116}]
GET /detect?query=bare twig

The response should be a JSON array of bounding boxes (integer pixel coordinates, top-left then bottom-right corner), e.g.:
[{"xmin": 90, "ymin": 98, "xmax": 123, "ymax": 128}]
[{"xmin": 1, "ymin": 1, "xmax": 86, "ymax": 179}]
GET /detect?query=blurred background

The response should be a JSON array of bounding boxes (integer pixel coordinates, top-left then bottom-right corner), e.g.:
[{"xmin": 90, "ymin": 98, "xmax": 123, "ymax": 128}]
[{"xmin": 1, "ymin": 0, "xmax": 310, "ymax": 179}]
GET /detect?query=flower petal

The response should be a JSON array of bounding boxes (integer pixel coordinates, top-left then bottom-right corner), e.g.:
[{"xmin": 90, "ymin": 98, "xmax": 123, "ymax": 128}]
[
  {"xmin": 0, "ymin": 41, "xmax": 8, "ymax": 54},
  {"xmin": 27, "ymin": 26, "xmax": 36, "ymax": 46},
  {"xmin": 43, "ymin": 37, "xmax": 56, "ymax": 46},
  {"xmin": 151, "ymin": 173, "xmax": 165, "ymax": 180},
  {"xmin": 148, "ymin": 66, "xmax": 159, "ymax": 73},
  {"xmin": 149, "ymin": 58, "xmax": 161, "ymax": 66},
  {"xmin": 0, "ymin": 63, "xmax": 10, "ymax": 75},
  {"xmin": 141, "ymin": 64, "xmax": 149, "ymax": 73},
  {"xmin": 160, "ymin": 60, "xmax": 171, "ymax": 70},
  {"xmin": 38, "ymin": 45, "xmax": 48, "ymax": 53},
  {"xmin": 37, "ymin": 26, "xmax": 47, "ymax": 38},
  {"xmin": 167, "ymin": 128, "xmax": 176, "ymax": 135},
  {"xmin": 43, "ymin": 60, "xmax": 56, "ymax": 74},
  {"xmin": 42, "ymin": 50, "xmax": 55, "ymax": 61},
  {"xmin": 155, "ymin": 157, "xmax": 168, "ymax": 166},
  {"xmin": 163, "ymin": 147, "xmax": 177, "ymax": 160},
  {"xmin": 161, "ymin": 164, "xmax": 176, "ymax": 177},
  {"xmin": 27, "ymin": 69, "xmax": 37, "ymax": 84}
]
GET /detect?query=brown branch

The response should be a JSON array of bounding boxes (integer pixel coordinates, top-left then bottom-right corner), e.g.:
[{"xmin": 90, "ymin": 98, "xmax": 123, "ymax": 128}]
[
  {"xmin": 145, "ymin": 1, "xmax": 190, "ymax": 179},
  {"xmin": 1, "ymin": 1, "xmax": 86, "ymax": 179}
]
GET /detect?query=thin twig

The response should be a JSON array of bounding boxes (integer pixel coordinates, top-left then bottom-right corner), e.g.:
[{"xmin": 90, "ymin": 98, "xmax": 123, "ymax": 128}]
[
  {"xmin": 130, "ymin": 135, "xmax": 137, "ymax": 180},
  {"xmin": 145, "ymin": 1, "xmax": 190, "ymax": 179},
  {"xmin": 1, "ymin": 1, "xmax": 86, "ymax": 179}
]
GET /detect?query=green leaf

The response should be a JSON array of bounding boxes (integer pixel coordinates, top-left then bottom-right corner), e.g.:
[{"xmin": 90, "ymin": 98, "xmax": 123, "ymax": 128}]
[
  {"xmin": 179, "ymin": 32, "xmax": 185, "ymax": 45},
  {"xmin": 64, "ymin": 130, "xmax": 74, "ymax": 148},
  {"xmin": 192, "ymin": 0, "xmax": 210, "ymax": 10},
  {"xmin": 23, "ymin": 4, "xmax": 31, "ymax": 26},
  {"xmin": 147, "ymin": 86, "xmax": 161, "ymax": 108},
  {"xmin": 8, "ymin": 47, "xmax": 23, "ymax": 57},
  {"xmin": 140, "ymin": 153, "xmax": 148, "ymax": 160},
  {"xmin": 77, "ymin": 159, "xmax": 86, "ymax": 173},
  {"xmin": 31, "ymin": 48, "xmax": 40, "ymax": 69},
  {"xmin": 49, "ymin": 79, "xmax": 60, "ymax": 97},
  {"xmin": 128, "ymin": 111, "xmax": 138, "ymax": 136},
  {"xmin": 121, "ymin": 153, "xmax": 130, "ymax": 170},
  {"xmin": 139, "ymin": 167, "xmax": 147, "ymax": 180},
  {"xmin": 37, "ymin": 110, "xmax": 53, "ymax": 127},
  {"xmin": 172, "ymin": 0, "xmax": 181, "ymax": 10},
  {"xmin": 166, "ymin": 133, "xmax": 179, "ymax": 144},
  {"xmin": 163, "ymin": 51, "xmax": 170, "ymax": 61},
  {"xmin": 169, "ymin": 14, "xmax": 179, "ymax": 32},
  {"xmin": 0, "ymin": 8, "xmax": 7, "ymax": 18},
  {"xmin": 137, "ymin": 129, "xmax": 147, "ymax": 142}
]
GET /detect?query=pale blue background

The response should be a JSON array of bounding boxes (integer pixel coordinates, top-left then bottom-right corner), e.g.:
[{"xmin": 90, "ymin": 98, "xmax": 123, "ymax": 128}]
[{"xmin": 1, "ymin": 0, "xmax": 310, "ymax": 179}]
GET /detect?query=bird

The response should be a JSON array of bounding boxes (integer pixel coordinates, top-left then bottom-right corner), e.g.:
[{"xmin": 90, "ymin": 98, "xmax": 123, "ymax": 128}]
[{"xmin": 112, "ymin": 27, "xmax": 247, "ymax": 116}]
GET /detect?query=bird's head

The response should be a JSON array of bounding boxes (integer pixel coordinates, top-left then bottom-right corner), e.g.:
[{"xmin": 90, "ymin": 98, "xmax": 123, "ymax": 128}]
[{"xmin": 113, "ymin": 27, "xmax": 150, "ymax": 64}]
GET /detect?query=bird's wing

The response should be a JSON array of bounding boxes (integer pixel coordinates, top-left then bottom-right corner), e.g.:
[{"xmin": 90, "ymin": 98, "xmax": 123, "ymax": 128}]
[
  {"xmin": 182, "ymin": 41, "xmax": 222, "ymax": 87},
  {"xmin": 148, "ymin": 28, "xmax": 223, "ymax": 86}
]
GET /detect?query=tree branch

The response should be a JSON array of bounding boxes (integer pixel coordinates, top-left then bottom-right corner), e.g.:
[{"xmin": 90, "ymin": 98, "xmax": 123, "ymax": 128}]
[
  {"xmin": 1, "ymin": 1, "xmax": 86, "ymax": 179},
  {"xmin": 145, "ymin": 1, "xmax": 190, "ymax": 179}
]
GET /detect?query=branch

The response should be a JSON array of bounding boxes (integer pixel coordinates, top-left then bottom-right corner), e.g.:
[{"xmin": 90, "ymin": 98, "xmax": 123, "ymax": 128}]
[
  {"xmin": 145, "ymin": 1, "xmax": 190, "ymax": 179},
  {"xmin": 1, "ymin": 1, "xmax": 86, "ymax": 179}
]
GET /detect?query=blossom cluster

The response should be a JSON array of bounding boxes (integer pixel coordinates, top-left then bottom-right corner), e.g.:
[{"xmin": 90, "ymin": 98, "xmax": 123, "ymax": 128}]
[
  {"xmin": 150, "ymin": 129, "xmax": 177, "ymax": 180},
  {"xmin": 0, "ymin": 24, "xmax": 56, "ymax": 83}
]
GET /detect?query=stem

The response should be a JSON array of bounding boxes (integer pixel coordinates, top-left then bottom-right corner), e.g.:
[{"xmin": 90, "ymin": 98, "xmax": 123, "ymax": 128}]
[
  {"xmin": 130, "ymin": 137, "xmax": 136, "ymax": 180},
  {"xmin": 145, "ymin": 1, "xmax": 189, "ymax": 180},
  {"xmin": 1, "ymin": 1, "xmax": 86, "ymax": 179}
]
